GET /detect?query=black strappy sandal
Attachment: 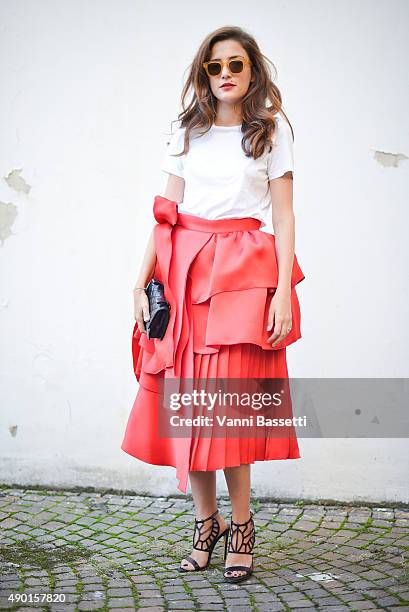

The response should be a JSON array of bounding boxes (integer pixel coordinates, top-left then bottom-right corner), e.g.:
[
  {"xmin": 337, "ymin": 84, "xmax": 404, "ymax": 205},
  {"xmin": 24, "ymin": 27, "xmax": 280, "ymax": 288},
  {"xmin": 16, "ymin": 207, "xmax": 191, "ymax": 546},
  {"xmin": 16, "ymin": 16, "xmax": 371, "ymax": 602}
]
[
  {"xmin": 223, "ymin": 511, "xmax": 256, "ymax": 583},
  {"xmin": 178, "ymin": 508, "xmax": 230, "ymax": 572}
]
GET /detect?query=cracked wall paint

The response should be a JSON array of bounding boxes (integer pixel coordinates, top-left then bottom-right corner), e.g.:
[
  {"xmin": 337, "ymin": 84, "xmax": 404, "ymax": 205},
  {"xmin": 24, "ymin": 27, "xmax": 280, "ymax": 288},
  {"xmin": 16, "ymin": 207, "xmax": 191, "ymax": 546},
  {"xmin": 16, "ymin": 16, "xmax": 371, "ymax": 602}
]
[
  {"xmin": 4, "ymin": 168, "xmax": 31, "ymax": 194},
  {"xmin": 373, "ymin": 150, "xmax": 408, "ymax": 168},
  {"xmin": 0, "ymin": 201, "xmax": 18, "ymax": 245},
  {"xmin": 9, "ymin": 426, "xmax": 18, "ymax": 438}
]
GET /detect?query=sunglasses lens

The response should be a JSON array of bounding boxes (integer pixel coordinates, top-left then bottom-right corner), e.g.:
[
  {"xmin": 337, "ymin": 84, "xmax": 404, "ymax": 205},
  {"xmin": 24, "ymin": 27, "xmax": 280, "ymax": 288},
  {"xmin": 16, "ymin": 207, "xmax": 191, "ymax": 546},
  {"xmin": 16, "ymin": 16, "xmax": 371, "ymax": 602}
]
[
  {"xmin": 207, "ymin": 62, "xmax": 221, "ymax": 76},
  {"xmin": 229, "ymin": 60, "xmax": 244, "ymax": 73}
]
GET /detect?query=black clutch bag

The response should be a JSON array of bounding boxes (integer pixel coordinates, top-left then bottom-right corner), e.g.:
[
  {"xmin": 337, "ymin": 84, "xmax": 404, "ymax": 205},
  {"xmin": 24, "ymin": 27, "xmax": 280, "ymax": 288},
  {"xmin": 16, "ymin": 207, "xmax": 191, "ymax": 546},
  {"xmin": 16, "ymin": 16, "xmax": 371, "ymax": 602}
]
[{"xmin": 144, "ymin": 279, "xmax": 170, "ymax": 340}]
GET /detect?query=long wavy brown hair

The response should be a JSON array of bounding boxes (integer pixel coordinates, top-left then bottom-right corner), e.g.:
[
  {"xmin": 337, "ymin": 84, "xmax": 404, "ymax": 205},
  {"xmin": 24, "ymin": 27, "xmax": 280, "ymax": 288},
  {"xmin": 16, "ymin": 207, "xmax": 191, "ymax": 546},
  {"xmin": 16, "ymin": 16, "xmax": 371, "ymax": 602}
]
[{"xmin": 168, "ymin": 25, "xmax": 294, "ymax": 162}]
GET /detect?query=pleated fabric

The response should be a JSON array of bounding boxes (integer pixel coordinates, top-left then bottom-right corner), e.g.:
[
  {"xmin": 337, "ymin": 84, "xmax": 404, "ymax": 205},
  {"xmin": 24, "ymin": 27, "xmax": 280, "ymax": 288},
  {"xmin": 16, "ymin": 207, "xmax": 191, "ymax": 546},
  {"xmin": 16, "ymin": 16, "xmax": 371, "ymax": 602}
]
[
  {"xmin": 121, "ymin": 195, "xmax": 305, "ymax": 493},
  {"xmin": 189, "ymin": 344, "xmax": 301, "ymax": 472}
]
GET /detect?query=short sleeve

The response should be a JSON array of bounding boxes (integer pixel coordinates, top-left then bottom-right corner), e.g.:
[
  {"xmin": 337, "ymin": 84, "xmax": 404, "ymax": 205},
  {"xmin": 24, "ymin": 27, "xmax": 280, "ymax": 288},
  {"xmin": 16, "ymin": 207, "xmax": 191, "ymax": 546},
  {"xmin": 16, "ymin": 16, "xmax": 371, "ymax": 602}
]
[
  {"xmin": 160, "ymin": 127, "xmax": 186, "ymax": 178},
  {"xmin": 267, "ymin": 116, "xmax": 294, "ymax": 180}
]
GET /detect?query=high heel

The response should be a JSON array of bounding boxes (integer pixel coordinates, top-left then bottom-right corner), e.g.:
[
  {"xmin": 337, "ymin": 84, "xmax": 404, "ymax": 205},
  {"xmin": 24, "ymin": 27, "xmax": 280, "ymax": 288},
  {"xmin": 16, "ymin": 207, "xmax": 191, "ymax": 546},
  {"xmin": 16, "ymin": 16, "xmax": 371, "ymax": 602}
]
[
  {"xmin": 223, "ymin": 525, "xmax": 229, "ymax": 561},
  {"xmin": 178, "ymin": 508, "xmax": 230, "ymax": 572},
  {"xmin": 223, "ymin": 511, "xmax": 255, "ymax": 583}
]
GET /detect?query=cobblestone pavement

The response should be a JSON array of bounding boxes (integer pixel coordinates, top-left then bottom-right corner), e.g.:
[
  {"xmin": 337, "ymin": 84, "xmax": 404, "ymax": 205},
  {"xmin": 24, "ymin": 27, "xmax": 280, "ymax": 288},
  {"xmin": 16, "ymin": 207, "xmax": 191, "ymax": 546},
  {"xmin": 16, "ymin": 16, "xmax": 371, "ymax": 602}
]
[{"xmin": 0, "ymin": 486, "xmax": 408, "ymax": 611}]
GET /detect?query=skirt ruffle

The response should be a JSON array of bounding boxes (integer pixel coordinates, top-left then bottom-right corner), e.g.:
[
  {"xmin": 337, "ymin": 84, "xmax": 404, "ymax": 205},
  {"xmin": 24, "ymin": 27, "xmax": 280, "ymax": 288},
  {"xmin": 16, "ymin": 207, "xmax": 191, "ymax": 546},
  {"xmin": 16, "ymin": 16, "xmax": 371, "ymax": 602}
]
[
  {"xmin": 121, "ymin": 196, "xmax": 305, "ymax": 493},
  {"xmin": 122, "ymin": 343, "xmax": 301, "ymax": 480}
]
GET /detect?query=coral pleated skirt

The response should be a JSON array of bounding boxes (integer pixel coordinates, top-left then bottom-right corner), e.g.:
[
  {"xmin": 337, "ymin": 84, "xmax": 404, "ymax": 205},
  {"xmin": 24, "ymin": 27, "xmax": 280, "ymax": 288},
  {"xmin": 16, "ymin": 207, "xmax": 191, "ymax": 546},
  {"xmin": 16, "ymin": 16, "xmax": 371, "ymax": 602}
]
[{"xmin": 121, "ymin": 195, "xmax": 305, "ymax": 493}]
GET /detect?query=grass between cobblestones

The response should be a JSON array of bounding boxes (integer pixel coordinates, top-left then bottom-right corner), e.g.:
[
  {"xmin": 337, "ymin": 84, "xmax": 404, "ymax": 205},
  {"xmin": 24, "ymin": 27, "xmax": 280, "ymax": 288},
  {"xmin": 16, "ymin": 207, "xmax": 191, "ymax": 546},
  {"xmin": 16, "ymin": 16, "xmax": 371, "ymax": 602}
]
[{"xmin": 0, "ymin": 484, "xmax": 408, "ymax": 611}]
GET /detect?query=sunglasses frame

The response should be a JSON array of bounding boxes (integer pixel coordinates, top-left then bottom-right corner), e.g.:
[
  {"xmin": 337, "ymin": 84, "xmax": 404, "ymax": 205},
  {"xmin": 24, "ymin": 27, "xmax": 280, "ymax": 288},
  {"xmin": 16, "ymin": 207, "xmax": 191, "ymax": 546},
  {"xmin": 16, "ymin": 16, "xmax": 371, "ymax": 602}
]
[{"xmin": 202, "ymin": 56, "xmax": 252, "ymax": 78}]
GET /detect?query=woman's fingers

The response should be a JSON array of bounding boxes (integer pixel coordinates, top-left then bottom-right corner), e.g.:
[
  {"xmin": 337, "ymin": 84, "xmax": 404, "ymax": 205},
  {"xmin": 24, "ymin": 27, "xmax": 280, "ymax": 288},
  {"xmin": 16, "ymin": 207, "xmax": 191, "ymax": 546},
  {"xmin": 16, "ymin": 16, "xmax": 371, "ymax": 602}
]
[
  {"xmin": 134, "ymin": 294, "xmax": 150, "ymax": 334},
  {"xmin": 266, "ymin": 293, "xmax": 292, "ymax": 347},
  {"xmin": 271, "ymin": 326, "xmax": 290, "ymax": 347},
  {"xmin": 266, "ymin": 308, "xmax": 292, "ymax": 346},
  {"xmin": 142, "ymin": 300, "xmax": 150, "ymax": 324},
  {"xmin": 136, "ymin": 317, "xmax": 145, "ymax": 334},
  {"xmin": 267, "ymin": 318, "xmax": 282, "ymax": 345},
  {"xmin": 267, "ymin": 316, "xmax": 292, "ymax": 346},
  {"xmin": 135, "ymin": 308, "xmax": 146, "ymax": 333}
]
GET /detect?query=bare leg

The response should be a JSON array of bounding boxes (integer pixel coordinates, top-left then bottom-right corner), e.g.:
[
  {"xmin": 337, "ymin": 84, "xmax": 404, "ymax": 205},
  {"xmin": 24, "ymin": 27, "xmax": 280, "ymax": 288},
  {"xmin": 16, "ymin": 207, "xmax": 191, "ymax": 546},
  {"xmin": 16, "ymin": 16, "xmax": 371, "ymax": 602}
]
[
  {"xmin": 179, "ymin": 470, "xmax": 229, "ymax": 571},
  {"xmin": 223, "ymin": 464, "xmax": 253, "ymax": 578}
]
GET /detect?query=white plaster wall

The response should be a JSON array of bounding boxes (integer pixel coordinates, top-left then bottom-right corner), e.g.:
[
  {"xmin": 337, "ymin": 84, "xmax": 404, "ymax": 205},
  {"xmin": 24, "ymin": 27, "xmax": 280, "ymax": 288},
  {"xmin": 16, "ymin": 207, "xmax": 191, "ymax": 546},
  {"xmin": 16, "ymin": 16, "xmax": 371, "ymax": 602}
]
[{"xmin": 1, "ymin": 0, "xmax": 408, "ymax": 503}]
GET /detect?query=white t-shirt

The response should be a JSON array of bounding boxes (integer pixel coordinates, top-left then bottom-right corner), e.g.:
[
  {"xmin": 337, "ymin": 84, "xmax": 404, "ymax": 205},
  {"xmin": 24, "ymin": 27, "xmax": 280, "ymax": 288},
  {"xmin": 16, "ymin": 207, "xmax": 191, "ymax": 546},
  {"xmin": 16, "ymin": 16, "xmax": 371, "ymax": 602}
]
[{"xmin": 160, "ymin": 113, "xmax": 294, "ymax": 229}]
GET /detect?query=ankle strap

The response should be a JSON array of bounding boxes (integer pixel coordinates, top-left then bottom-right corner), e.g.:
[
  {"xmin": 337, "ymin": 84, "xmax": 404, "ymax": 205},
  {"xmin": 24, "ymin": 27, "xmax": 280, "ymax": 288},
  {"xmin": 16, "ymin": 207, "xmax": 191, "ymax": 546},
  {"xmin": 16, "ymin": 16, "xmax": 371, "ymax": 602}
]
[
  {"xmin": 195, "ymin": 508, "xmax": 218, "ymax": 523},
  {"xmin": 231, "ymin": 511, "xmax": 254, "ymax": 527}
]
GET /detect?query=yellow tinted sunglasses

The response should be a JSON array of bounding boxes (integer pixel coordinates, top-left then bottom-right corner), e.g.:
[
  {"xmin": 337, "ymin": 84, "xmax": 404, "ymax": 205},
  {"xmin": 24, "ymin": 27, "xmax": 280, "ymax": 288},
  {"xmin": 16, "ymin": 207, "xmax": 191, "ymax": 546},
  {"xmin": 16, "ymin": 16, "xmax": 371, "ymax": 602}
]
[{"xmin": 203, "ymin": 56, "xmax": 252, "ymax": 77}]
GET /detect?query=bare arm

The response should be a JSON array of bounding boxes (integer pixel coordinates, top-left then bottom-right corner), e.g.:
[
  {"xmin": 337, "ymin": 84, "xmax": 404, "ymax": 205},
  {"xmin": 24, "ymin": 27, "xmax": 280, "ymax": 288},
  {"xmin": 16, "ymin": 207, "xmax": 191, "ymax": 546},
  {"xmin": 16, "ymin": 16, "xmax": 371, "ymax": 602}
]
[
  {"xmin": 163, "ymin": 173, "xmax": 185, "ymax": 204},
  {"xmin": 269, "ymin": 171, "xmax": 295, "ymax": 294},
  {"xmin": 133, "ymin": 173, "xmax": 185, "ymax": 331},
  {"xmin": 266, "ymin": 171, "xmax": 295, "ymax": 346},
  {"xmin": 133, "ymin": 230, "xmax": 156, "ymax": 290},
  {"xmin": 133, "ymin": 174, "xmax": 185, "ymax": 290}
]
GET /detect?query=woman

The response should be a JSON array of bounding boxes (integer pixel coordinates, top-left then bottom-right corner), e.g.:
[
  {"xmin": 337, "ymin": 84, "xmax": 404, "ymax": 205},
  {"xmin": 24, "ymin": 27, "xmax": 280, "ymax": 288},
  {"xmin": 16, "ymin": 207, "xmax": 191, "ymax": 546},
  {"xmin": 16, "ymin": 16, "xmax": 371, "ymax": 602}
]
[{"xmin": 121, "ymin": 25, "xmax": 305, "ymax": 583}]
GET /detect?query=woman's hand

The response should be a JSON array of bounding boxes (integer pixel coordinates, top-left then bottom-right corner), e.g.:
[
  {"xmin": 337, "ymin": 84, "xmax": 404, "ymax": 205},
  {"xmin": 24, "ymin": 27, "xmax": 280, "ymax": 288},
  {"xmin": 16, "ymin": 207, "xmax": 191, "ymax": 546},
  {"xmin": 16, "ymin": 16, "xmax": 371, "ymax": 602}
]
[
  {"xmin": 133, "ymin": 288, "xmax": 150, "ymax": 334},
  {"xmin": 266, "ymin": 289, "xmax": 292, "ymax": 347}
]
